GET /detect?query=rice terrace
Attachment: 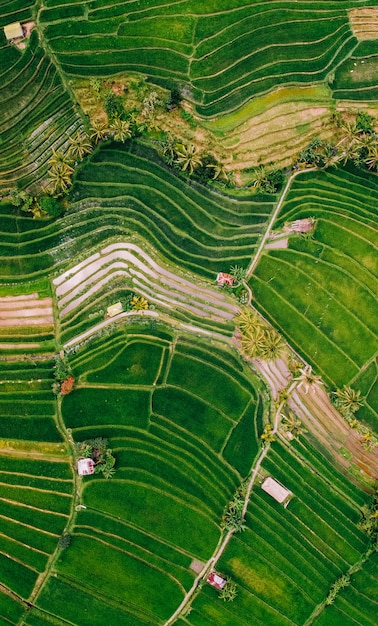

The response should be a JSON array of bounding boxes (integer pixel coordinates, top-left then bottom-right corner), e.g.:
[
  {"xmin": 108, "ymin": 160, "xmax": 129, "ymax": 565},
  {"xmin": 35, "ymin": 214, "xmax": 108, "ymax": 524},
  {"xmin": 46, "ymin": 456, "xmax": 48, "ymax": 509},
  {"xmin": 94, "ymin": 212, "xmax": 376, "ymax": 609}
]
[{"xmin": 0, "ymin": 0, "xmax": 378, "ymax": 624}]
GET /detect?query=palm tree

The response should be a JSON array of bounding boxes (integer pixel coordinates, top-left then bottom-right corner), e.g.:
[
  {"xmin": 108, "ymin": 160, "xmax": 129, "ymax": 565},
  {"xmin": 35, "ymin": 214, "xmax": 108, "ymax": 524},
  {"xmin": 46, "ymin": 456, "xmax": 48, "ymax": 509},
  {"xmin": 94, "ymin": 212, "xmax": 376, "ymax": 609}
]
[
  {"xmin": 252, "ymin": 165, "xmax": 269, "ymax": 191},
  {"xmin": 230, "ymin": 265, "xmax": 246, "ymax": 284},
  {"xmin": 68, "ymin": 131, "xmax": 92, "ymax": 161},
  {"xmin": 240, "ymin": 325, "xmax": 266, "ymax": 358},
  {"xmin": 161, "ymin": 134, "xmax": 177, "ymax": 165},
  {"xmin": 47, "ymin": 162, "xmax": 73, "ymax": 195},
  {"xmin": 281, "ymin": 411, "xmax": 307, "ymax": 439},
  {"xmin": 175, "ymin": 143, "xmax": 202, "ymax": 174},
  {"xmin": 207, "ymin": 161, "xmax": 229, "ymax": 182},
  {"xmin": 257, "ymin": 329, "xmax": 285, "ymax": 361},
  {"xmin": 234, "ymin": 307, "xmax": 261, "ymax": 333},
  {"xmin": 333, "ymin": 385, "xmax": 363, "ymax": 416},
  {"xmin": 130, "ymin": 295, "xmax": 149, "ymax": 311},
  {"xmin": 219, "ymin": 580, "xmax": 238, "ymax": 602},
  {"xmin": 48, "ymin": 150, "xmax": 73, "ymax": 169},
  {"xmin": 294, "ymin": 364, "xmax": 323, "ymax": 394},
  {"xmin": 365, "ymin": 144, "xmax": 378, "ymax": 171},
  {"xmin": 110, "ymin": 117, "xmax": 131, "ymax": 143},
  {"xmin": 90, "ymin": 120, "xmax": 109, "ymax": 144},
  {"xmin": 261, "ymin": 424, "xmax": 275, "ymax": 445}
]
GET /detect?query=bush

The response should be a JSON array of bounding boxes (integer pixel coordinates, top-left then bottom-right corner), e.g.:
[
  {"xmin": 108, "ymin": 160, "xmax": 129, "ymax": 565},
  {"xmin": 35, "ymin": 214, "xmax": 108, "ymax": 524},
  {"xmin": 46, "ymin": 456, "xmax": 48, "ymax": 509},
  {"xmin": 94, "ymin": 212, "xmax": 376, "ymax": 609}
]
[
  {"xmin": 58, "ymin": 534, "xmax": 71, "ymax": 549},
  {"xmin": 40, "ymin": 195, "xmax": 63, "ymax": 217}
]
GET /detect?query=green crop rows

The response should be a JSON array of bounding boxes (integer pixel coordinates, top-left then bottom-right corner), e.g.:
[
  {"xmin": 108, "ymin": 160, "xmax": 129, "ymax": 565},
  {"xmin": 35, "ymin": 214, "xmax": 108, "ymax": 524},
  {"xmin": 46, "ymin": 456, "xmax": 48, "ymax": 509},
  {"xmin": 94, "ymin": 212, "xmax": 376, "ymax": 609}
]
[
  {"xmin": 251, "ymin": 166, "xmax": 378, "ymax": 420},
  {"xmin": 38, "ymin": 0, "xmax": 377, "ymax": 117},
  {"xmin": 187, "ymin": 438, "xmax": 373, "ymax": 626},
  {"xmin": 0, "ymin": 27, "xmax": 83, "ymax": 192},
  {"xmin": 29, "ymin": 330, "xmax": 263, "ymax": 624}
]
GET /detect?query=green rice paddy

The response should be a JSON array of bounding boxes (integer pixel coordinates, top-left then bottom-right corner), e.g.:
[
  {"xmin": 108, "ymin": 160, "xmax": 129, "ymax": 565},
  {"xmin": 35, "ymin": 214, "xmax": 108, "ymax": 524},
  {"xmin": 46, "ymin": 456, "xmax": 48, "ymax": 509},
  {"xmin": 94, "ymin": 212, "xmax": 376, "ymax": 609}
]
[{"xmin": 0, "ymin": 1, "xmax": 377, "ymax": 624}]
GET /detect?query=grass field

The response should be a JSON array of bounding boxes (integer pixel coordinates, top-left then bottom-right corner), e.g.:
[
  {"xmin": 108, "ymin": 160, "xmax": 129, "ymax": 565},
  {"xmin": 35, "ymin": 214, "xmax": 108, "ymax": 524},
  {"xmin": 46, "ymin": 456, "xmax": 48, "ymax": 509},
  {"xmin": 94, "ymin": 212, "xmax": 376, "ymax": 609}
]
[
  {"xmin": 43, "ymin": 328, "xmax": 263, "ymax": 624},
  {"xmin": 251, "ymin": 166, "xmax": 378, "ymax": 428}
]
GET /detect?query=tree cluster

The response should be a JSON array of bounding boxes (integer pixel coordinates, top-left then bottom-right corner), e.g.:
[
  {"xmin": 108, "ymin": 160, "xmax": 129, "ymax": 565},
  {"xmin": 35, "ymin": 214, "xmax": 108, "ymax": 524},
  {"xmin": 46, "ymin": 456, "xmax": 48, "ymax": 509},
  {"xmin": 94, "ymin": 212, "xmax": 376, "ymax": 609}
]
[
  {"xmin": 234, "ymin": 307, "xmax": 285, "ymax": 361},
  {"xmin": 75, "ymin": 437, "xmax": 116, "ymax": 480},
  {"xmin": 221, "ymin": 483, "xmax": 247, "ymax": 532},
  {"xmin": 52, "ymin": 355, "xmax": 74, "ymax": 396}
]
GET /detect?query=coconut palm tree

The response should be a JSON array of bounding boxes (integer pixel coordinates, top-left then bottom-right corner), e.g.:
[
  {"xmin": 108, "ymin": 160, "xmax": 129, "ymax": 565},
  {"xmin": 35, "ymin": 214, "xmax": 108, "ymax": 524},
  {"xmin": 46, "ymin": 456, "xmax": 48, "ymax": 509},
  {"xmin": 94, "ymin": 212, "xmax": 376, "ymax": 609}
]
[
  {"xmin": 234, "ymin": 307, "xmax": 261, "ymax": 333},
  {"xmin": 68, "ymin": 131, "xmax": 92, "ymax": 161},
  {"xmin": 294, "ymin": 364, "xmax": 323, "ymax": 394},
  {"xmin": 257, "ymin": 329, "xmax": 285, "ymax": 361},
  {"xmin": 47, "ymin": 162, "xmax": 73, "ymax": 195},
  {"xmin": 219, "ymin": 580, "xmax": 238, "ymax": 602},
  {"xmin": 240, "ymin": 325, "xmax": 266, "ymax": 358},
  {"xmin": 110, "ymin": 117, "xmax": 131, "ymax": 143},
  {"xmin": 207, "ymin": 161, "xmax": 229, "ymax": 182},
  {"xmin": 161, "ymin": 134, "xmax": 177, "ymax": 165},
  {"xmin": 261, "ymin": 423, "xmax": 275, "ymax": 446},
  {"xmin": 130, "ymin": 295, "xmax": 149, "ymax": 311},
  {"xmin": 230, "ymin": 265, "xmax": 246, "ymax": 284},
  {"xmin": 251, "ymin": 165, "xmax": 270, "ymax": 191},
  {"xmin": 175, "ymin": 143, "xmax": 202, "ymax": 174},
  {"xmin": 90, "ymin": 120, "xmax": 109, "ymax": 144},
  {"xmin": 365, "ymin": 143, "xmax": 378, "ymax": 171},
  {"xmin": 48, "ymin": 150, "xmax": 74, "ymax": 169},
  {"xmin": 281, "ymin": 411, "xmax": 307, "ymax": 439},
  {"xmin": 333, "ymin": 385, "xmax": 363, "ymax": 416}
]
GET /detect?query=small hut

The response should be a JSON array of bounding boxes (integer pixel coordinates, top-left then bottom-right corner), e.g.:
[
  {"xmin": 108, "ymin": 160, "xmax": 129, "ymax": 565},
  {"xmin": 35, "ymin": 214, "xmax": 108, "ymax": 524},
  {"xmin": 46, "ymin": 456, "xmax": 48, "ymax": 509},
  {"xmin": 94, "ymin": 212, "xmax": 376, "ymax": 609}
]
[
  {"xmin": 261, "ymin": 476, "xmax": 293, "ymax": 507},
  {"xmin": 4, "ymin": 22, "xmax": 23, "ymax": 41},
  {"xmin": 105, "ymin": 302, "xmax": 123, "ymax": 318},
  {"xmin": 216, "ymin": 272, "xmax": 234, "ymax": 287},
  {"xmin": 77, "ymin": 458, "xmax": 95, "ymax": 476},
  {"xmin": 206, "ymin": 571, "xmax": 227, "ymax": 590}
]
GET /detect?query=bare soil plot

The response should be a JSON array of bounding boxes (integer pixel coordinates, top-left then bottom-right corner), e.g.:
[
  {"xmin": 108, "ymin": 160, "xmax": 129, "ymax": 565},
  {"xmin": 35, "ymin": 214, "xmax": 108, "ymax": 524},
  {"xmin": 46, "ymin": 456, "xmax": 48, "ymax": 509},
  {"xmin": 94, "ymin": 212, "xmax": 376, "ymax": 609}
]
[
  {"xmin": 0, "ymin": 295, "xmax": 53, "ymax": 328},
  {"xmin": 349, "ymin": 8, "xmax": 378, "ymax": 39}
]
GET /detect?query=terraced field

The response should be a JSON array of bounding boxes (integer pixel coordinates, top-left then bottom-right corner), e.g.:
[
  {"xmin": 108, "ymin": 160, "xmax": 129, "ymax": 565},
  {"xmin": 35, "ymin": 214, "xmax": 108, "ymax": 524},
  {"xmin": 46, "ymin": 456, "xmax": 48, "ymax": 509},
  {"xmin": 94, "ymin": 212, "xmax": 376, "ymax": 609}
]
[
  {"xmin": 1, "ymin": 1, "xmax": 377, "ymax": 624},
  {"xmin": 28, "ymin": 329, "xmax": 263, "ymax": 625},
  {"xmin": 187, "ymin": 438, "xmax": 374, "ymax": 626},
  {"xmin": 39, "ymin": 0, "xmax": 375, "ymax": 117},
  {"xmin": 0, "ymin": 25, "xmax": 83, "ymax": 193},
  {"xmin": 251, "ymin": 165, "xmax": 378, "ymax": 428},
  {"xmin": 0, "ymin": 142, "xmax": 274, "ymax": 284}
]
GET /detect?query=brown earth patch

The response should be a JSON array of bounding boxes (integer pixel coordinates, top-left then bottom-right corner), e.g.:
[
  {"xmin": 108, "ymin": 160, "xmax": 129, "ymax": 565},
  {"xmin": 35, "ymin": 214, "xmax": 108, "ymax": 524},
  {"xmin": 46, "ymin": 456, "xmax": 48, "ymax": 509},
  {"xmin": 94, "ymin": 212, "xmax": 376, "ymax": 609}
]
[{"xmin": 349, "ymin": 8, "xmax": 378, "ymax": 39}]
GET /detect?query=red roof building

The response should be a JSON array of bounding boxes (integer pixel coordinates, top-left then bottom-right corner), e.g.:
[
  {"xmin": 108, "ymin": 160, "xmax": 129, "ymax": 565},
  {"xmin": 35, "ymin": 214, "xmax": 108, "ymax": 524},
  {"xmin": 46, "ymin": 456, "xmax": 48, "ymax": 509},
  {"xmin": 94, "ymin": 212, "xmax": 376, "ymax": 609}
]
[
  {"xmin": 206, "ymin": 571, "xmax": 227, "ymax": 590},
  {"xmin": 216, "ymin": 272, "xmax": 234, "ymax": 287},
  {"xmin": 77, "ymin": 458, "xmax": 95, "ymax": 476}
]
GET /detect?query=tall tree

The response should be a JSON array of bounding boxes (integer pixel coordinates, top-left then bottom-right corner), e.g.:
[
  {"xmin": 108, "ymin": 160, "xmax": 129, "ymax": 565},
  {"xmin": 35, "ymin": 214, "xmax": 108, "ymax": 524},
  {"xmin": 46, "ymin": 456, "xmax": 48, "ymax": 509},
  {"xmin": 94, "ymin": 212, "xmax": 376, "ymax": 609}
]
[
  {"xmin": 175, "ymin": 143, "xmax": 202, "ymax": 174},
  {"xmin": 68, "ymin": 131, "xmax": 92, "ymax": 161},
  {"xmin": 110, "ymin": 117, "xmax": 131, "ymax": 143}
]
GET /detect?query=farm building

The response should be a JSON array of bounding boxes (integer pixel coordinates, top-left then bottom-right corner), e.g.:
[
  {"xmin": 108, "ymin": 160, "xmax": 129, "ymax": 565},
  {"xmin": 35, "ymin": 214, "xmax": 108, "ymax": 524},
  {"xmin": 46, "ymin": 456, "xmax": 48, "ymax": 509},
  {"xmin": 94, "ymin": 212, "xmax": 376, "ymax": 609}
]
[
  {"xmin": 4, "ymin": 22, "xmax": 23, "ymax": 41},
  {"xmin": 77, "ymin": 458, "xmax": 95, "ymax": 476},
  {"xmin": 216, "ymin": 272, "xmax": 234, "ymax": 287},
  {"xmin": 106, "ymin": 301, "xmax": 123, "ymax": 318},
  {"xmin": 207, "ymin": 571, "xmax": 227, "ymax": 590},
  {"xmin": 261, "ymin": 476, "xmax": 293, "ymax": 507}
]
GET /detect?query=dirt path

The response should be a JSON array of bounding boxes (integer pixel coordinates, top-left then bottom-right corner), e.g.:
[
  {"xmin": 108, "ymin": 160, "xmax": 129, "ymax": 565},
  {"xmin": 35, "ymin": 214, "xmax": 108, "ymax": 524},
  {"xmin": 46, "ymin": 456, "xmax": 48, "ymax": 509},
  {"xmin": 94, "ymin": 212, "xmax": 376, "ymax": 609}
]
[{"xmin": 246, "ymin": 168, "xmax": 316, "ymax": 278}]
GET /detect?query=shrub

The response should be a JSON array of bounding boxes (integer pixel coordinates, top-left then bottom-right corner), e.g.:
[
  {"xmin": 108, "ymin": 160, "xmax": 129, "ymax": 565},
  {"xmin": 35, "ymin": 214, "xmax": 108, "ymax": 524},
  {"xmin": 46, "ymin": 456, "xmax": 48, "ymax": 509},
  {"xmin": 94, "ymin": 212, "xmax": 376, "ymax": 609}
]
[
  {"xmin": 40, "ymin": 195, "xmax": 63, "ymax": 217},
  {"xmin": 58, "ymin": 534, "xmax": 71, "ymax": 549}
]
